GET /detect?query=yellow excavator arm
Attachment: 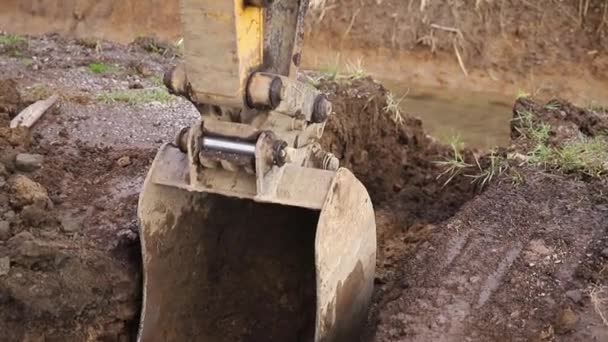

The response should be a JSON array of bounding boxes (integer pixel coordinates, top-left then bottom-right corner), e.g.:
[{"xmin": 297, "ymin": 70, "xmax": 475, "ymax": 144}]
[{"xmin": 137, "ymin": 1, "xmax": 377, "ymax": 341}]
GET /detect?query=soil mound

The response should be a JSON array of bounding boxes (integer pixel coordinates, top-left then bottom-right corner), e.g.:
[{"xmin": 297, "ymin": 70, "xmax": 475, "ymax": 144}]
[
  {"xmin": 513, "ymin": 98, "xmax": 608, "ymax": 141},
  {"xmin": 320, "ymin": 77, "xmax": 477, "ymax": 226}
]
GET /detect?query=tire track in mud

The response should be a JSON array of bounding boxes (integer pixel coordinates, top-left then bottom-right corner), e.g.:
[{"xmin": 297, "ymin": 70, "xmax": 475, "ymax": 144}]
[{"xmin": 372, "ymin": 173, "xmax": 608, "ymax": 342}]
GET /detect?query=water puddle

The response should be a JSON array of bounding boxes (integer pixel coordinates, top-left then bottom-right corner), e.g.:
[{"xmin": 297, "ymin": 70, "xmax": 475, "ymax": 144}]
[{"xmin": 380, "ymin": 79, "xmax": 514, "ymax": 149}]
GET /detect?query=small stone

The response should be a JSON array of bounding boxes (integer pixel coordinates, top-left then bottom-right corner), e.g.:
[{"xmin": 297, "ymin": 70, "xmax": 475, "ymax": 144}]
[
  {"xmin": 0, "ymin": 221, "xmax": 10, "ymax": 240},
  {"xmin": 529, "ymin": 239, "xmax": 552, "ymax": 256},
  {"xmin": 20, "ymin": 204, "xmax": 55, "ymax": 228},
  {"xmin": 128, "ymin": 81, "xmax": 144, "ymax": 89},
  {"xmin": 15, "ymin": 153, "xmax": 44, "ymax": 172},
  {"xmin": 116, "ymin": 156, "xmax": 131, "ymax": 167},
  {"xmin": 60, "ymin": 215, "xmax": 83, "ymax": 233},
  {"xmin": 601, "ymin": 248, "xmax": 608, "ymax": 258},
  {"xmin": 565, "ymin": 289, "xmax": 583, "ymax": 304},
  {"xmin": 555, "ymin": 307, "xmax": 578, "ymax": 334},
  {"xmin": 0, "ymin": 257, "xmax": 9, "ymax": 276}
]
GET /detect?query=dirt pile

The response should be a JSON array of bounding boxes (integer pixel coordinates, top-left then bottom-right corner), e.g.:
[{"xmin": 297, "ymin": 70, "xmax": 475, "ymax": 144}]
[
  {"xmin": 0, "ymin": 88, "xmax": 142, "ymax": 341},
  {"xmin": 320, "ymin": 77, "xmax": 477, "ymax": 224}
]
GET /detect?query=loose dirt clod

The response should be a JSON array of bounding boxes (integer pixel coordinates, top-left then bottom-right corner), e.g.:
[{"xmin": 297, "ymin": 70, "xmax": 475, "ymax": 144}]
[
  {"xmin": 9, "ymin": 174, "xmax": 50, "ymax": 208},
  {"xmin": 555, "ymin": 307, "xmax": 579, "ymax": 334}
]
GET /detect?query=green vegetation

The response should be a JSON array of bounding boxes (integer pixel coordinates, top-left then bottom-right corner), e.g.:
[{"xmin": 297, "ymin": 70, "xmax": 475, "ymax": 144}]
[
  {"xmin": 543, "ymin": 100, "xmax": 562, "ymax": 111},
  {"xmin": 435, "ymin": 135, "xmax": 472, "ymax": 186},
  {"xmin": 466, "ymin": 150, "xmax": 510, "ymax": 188},
  {"xmin": 150, "ymin": 75, "xmax": 165, "ymax": 88},
  {"xmin": 97, "ymin": 88, "xmax": 173, "ymax": 105},
  {"xmin": 88, "ymin": 62, "xmax": 114, "ymax": 74},
  {"xmin": 306, "ymin": 56, "xmax": 368, "ymax": 88},
  {"xmin": 318, "ymin": 57, "xmax": 367, "ymax": 82},
  {"xmin": 319, "ymin": 60, "xmax": 340, "ymax": 81},
  {"xmin": 0, "ymin": 34, "xmax": 26, "ymax": 46},
  {"xmin": 514, "ymin": 109, "xmax": 608, "ymax": 178}
]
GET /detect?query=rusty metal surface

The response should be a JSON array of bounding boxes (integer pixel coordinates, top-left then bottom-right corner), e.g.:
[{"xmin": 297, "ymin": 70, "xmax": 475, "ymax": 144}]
[{"xmin": 263, "ymin": 0, "xmax": 309, "ymax": 78}]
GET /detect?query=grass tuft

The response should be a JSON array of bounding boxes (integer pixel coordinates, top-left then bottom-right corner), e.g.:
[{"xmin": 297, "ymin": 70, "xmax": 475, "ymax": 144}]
[
  {"xmin": 97, "ymin": 88, "xmax": 173, "ymax": 105},
  {"xmin": 0, "ymin": 34, "xmax": 26, "ymax": 46},
  {"xmin": 515, "ymin": 109, "xmax": 608, "ymax": 178},
  {"xmin": 553, "ymin": 137, "xmax": 608, "ymax": 177},
  {"xmin": 88, "ymin": 62, "xmax": 114, "ymax": 74},
  {"xmin": 435, "ymin": 135, "xmax": 472, "ymax": 186},
  {"xmin": 466, "ymin": 150, "xmax": 510, "ymax": 189},
  {"xmin": 319, "ymin": 61, "xmax": 340, "ymax": 81},
  {"xmin": 384, "ymin": 91, "xmax": 408, "ymax": 124},
  {"xmin": 345, "ymin": 58, "xmax": 366, "ymax": 80}
]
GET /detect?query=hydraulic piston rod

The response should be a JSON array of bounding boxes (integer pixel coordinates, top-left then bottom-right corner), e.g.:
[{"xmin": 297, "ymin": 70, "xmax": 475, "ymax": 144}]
[{"xmin": 202, "ymin": 137, "xmax": 256, "ymax": 155}]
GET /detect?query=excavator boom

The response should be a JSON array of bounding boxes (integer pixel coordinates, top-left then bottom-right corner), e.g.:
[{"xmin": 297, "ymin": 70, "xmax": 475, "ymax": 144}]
[{"xmin": 137, "ymin": 1, "xmax": 377, "ymax": 341}]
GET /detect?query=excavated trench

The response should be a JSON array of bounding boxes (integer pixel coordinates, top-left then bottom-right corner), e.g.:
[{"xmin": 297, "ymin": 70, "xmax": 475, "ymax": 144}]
[{"xmin": 1, "ymin": 33, "xmax": 607, "ymax": 341}]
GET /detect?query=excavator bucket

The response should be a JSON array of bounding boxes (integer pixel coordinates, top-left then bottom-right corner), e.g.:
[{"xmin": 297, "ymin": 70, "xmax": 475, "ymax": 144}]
[
  {"xmin": 137, "ymin": 144, "xmax": 376, "ymax": 341},
  {"xmin": 137, "ymin": 1, "xmax": 376, "ymax": 340}
]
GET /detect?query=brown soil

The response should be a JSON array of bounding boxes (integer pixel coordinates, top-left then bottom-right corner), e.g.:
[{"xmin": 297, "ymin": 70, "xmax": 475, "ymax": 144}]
[
  {"xmin": 0, "ymin": 34, "xmax": 607, "ymax": 342},
  {"xmin": 0, "ymin": 111, "xmax": 148, "ymax": 340},
  {"xmin": 1, "ymin": 1, "xmax": 608, "ymax": 105},
  {"xmin": 307, "ymin": 0, "xmax": 608, "ymax": 74}
]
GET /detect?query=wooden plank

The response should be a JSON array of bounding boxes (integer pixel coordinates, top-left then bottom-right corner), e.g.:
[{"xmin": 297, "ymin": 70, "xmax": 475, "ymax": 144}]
[{"xmin": 10, "ymin": 95, "xmax": 59, "ymax": 129}]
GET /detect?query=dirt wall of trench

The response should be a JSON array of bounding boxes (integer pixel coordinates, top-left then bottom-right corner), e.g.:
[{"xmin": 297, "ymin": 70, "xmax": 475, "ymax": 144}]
[{"xmin": 1, "ymin": 0, "xmax": 607, "ymax": 81}]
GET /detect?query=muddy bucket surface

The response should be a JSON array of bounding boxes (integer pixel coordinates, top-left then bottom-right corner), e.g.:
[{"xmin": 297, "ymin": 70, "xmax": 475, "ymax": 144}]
[{"xmin": 138, "ymin": 147, "xmax": 376, "ymax": 342}]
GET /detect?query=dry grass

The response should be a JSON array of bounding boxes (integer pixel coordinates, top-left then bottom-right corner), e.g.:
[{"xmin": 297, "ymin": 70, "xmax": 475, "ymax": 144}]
[
  {"xmin": 590, "ymin": 286, "xmax": 608, "ymax": 327},
  {"xmin": 384, "ymin": 91, "xmax": 408, "ymax": 124}
]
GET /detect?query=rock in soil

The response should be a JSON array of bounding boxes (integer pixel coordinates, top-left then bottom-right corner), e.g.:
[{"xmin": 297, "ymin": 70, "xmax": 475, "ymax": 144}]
[
  {"xmin": 116, "ymin": 155, "xmax": 132, "ymax": 167},
  {"xmin": 565, "ymin": 289, "xmax": 583, "ymax": 304},
  {"xmin": 15, "ymin": 153, "xmax": 44, "ymax": 172},
  {"xmin": 0, "ymin": 220, "xmax": 10, "ymax": 241},
  {"xmin": 20, "ymin": 204, "xmax": 57, "ymax": 228}
]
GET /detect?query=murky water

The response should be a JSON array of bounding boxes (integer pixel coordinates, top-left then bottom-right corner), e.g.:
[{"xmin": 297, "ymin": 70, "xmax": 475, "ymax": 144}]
[{"xmin": 381, "ymin": 79, "xmax": 514, "ymax": 149}]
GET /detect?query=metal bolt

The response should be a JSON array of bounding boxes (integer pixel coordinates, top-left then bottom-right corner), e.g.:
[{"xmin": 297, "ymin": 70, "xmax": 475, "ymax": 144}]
[
  {"xmin": 175, "ymin": 127, "xmax": 190, "ymax": 153},
  {"xmin": 312, "ymin": 94, "xmax": 332, "ymax": 123}
]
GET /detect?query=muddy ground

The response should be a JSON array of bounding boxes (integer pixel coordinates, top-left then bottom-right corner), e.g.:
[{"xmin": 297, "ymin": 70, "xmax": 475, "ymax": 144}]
[{"xmin": 0, "ymin": 34, "xmax": 607, "ymax": 341}]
